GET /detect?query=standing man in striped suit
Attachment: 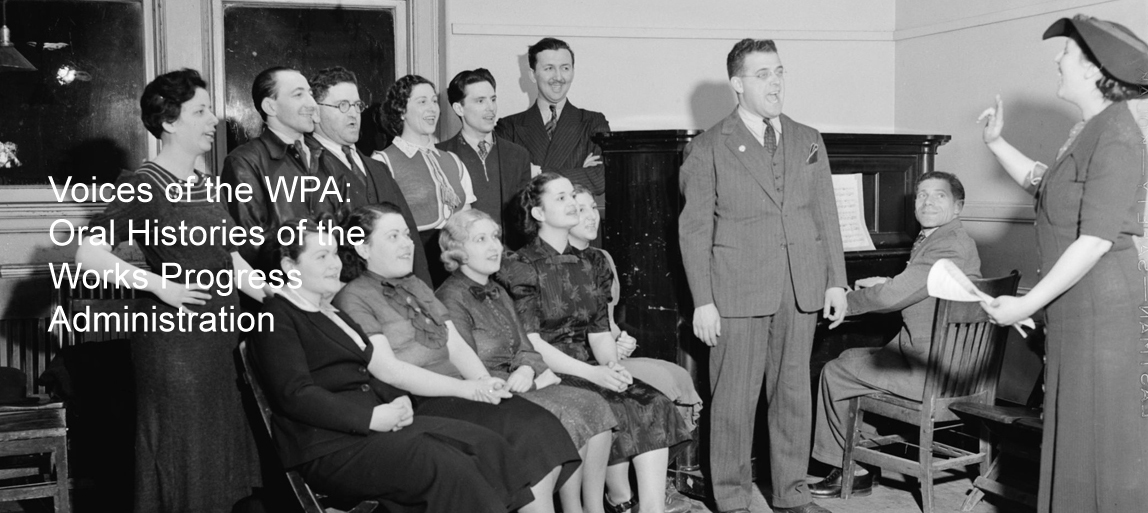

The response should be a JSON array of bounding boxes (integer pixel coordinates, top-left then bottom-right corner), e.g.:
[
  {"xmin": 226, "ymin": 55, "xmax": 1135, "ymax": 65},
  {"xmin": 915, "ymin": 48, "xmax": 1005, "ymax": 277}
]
[
  {"xmin": 495, "ymin": 38, "xmax": 610, "ymax": 210},
  {"xmin": 679, "ymin": 39, "xmax": 847, "ymax": 513}
]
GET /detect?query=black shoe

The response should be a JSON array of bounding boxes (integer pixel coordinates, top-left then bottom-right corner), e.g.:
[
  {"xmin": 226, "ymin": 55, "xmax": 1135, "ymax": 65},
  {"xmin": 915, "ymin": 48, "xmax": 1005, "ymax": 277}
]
[{"xmin": 808, "ymin": 467, "xmax": 877, "ymax": 499}]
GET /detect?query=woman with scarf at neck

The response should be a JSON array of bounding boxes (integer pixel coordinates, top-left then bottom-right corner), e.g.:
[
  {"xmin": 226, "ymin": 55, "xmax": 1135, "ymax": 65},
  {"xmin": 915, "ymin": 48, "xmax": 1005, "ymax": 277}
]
[
  {"xmin": 248, "ymin": 215, "xmax": 532, "ymax": 513},
  {"xmin": 497, "ymin": 173, "xmax": 693, "ymax": 513},
  {"xmin": 435, "ymin": 208, "xmax": 617, "ymax": 513},
  {"xmin": 332, "ymin": 203, "xmax": 578, "ymax": 513},
  {"xmin": 373, "ymin": 75, "xmax": 475, "ymax": 286}
]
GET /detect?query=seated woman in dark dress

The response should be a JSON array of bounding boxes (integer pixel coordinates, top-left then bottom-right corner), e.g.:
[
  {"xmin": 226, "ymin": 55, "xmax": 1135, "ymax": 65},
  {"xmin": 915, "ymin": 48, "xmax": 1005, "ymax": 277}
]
[
  {"xmin": 249, "ymin": 217, "xmax": 532, "ymax": 513},
  {"xmin": 498, "ymin": 173, "xmax": 693, "ymax": 513},
  {"xmin": 435, "ymin": 209, "xmax": 616, "ymax": 513},
  {"xmin": 332, "ymin": 203, "xmax": 579, "ymax": 513},
  {"xmin": 567, "ymin": 184, "xmax": 702, "ymax": 432}
]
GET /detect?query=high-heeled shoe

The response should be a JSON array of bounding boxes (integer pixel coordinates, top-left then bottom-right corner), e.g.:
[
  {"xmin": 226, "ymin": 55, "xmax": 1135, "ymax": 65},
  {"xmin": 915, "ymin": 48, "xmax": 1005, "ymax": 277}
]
[{"xmin": 604, "ymin": 496, "xmax": 638, "ymax": 513}]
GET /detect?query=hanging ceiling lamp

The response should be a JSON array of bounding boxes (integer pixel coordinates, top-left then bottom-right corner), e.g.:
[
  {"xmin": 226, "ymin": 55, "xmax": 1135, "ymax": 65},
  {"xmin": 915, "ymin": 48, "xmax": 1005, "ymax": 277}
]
[{"xmin": 1, "ymin": 0, "xmax": 36, "ymax": 72}]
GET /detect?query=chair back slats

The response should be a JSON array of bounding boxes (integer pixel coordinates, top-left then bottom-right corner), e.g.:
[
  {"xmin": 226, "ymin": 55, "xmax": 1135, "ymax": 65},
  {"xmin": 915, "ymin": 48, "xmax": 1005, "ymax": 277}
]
[{"xmin": 922, "ymin": 272, "xmax": 1021, "ymax": 409}]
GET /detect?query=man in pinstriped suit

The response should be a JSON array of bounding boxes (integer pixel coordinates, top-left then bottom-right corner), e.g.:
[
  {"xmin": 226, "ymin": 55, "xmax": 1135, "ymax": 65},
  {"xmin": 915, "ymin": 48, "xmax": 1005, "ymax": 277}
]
[
  {"xmin": 495, "ymin": 38, "xmax": 610, "ymax": 203},
  {"xmin": 679, "ymin": 39, "xmax": 847, "ymax": 513}
]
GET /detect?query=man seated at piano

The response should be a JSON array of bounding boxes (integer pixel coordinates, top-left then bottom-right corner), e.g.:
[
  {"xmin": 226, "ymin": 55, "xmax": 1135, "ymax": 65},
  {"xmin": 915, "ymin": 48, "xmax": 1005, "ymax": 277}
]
[{"xmin": 807, "ymin": 171, "xmax": 981, "ymax": 498}]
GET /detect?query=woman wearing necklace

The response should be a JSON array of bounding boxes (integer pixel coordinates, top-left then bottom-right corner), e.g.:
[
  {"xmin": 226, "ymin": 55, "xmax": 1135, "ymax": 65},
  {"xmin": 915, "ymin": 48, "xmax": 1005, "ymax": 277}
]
[
  {"xmin": 978, "ymin": 15, "xmax": 1148, "ymax": 512},
  {"xmin": 498, "ymin": 173, "xmax": 693, "ymax": 513},
  {"xmin": 75, "ymin": 69, "xmax": 262, "ymax": 513},
  {"xmin": 249, "ymin": 216, "xmax": 533, "ymax": 513},
  {"xmin": 373, "ymin": 74, "xmax": 475, "ymax": 286},
  {"xmin": 333, "ymin": 203, "xmax": 579, "ymax": 513}
]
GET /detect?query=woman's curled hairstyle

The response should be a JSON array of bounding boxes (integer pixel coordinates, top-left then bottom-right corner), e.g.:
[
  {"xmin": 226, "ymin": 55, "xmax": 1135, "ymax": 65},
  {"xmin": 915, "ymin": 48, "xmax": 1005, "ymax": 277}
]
[
  {"xmin": 140, "ymin": 68, "xmax": 207, "ymax": 139},
  {"xmin": 338, "ymin": 203, "xmax": 405, "ymax": 282},
  {"xmin": 519, "ymin": 172, "xmax": 566, "ymax": 237},
  {"xmin": 439, "ymin": 209, "xmax": 498, "ymax": 272},
  {"xmin": 382, "ymin": 74, "xmax": 435, "ymax": 137},
  {"xmin": 265, "ymin": 212, "xmax": 338, "ymax": 273}
]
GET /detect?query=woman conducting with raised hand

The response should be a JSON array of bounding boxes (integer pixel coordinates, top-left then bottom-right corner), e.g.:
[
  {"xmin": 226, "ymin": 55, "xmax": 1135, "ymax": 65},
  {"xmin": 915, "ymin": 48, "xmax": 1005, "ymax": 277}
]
[
  {"xmin": 332, "ymin": 203, "xmax": 579, "ymax": 513},
  {"xmin": 74, "ymin": 69, "xmax": 261, "ymax": 513},
  {"xmin": 373, "ymin": 74, "xmax": 474, "ymax": 286},
  {"xmin": 434, "ymin": 208, "xmax": 617, "ymax": 513},
  {"xmin": 567, "ymin": 184, "xmax": 703, "ymax": 433},
  {"xmin": 249, "ymin": 216, "xmax": 532, "ymax": 513},
  {"xmin": 977, "ymin": 15, "xmax": 1148, "ymax": 512},
  {"xmin": 498, "ymin": 173, "xmax": 693, "ymax": 513}
]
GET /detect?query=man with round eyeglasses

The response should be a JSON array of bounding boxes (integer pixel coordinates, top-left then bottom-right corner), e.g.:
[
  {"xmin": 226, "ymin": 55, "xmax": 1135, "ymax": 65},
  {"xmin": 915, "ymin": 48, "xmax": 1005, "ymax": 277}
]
[{"xmin": 307, "ymin": 66, "xmax": 431, "ymax": 285}]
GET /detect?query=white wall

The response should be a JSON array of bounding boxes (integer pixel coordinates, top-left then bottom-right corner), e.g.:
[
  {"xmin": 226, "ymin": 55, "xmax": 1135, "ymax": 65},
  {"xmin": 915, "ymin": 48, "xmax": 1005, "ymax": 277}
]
[
  {"xmin": 894, "ymin": 0, "xmax": 1148, "ymax": 288},
  {"xmin": 442, "ymin": 0, "xmax": 897, "ymax": 134}
]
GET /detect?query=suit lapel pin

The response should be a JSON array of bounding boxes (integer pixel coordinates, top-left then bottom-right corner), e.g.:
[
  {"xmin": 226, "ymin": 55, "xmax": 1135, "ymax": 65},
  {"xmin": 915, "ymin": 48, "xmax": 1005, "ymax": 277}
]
[{"xmin": 738, "ymin": 145, "xmax": 746, "ymax": 152}]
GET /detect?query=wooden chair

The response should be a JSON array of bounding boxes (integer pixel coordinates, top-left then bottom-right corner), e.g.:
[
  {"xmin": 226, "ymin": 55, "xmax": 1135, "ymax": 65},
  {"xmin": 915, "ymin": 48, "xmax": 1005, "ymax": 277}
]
[
  {"xmin": 840, "ymin": 271, "xmax": 1021, "ymax": 513},
  {"xmin": 950, "ymin": 340, "xmax": 1046, "ymax": 512},
  {"xmin": 237, "ymin": 342, "xmax": 378, "ymax": 513},
  {"xmin": 0, "ymin": 401, "xmax": 70, "ymax": 512}
]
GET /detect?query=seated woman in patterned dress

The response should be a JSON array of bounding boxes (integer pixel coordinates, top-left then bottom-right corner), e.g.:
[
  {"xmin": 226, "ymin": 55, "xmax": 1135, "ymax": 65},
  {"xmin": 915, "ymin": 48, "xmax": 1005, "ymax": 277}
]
[
  {"xmin": 567, "ymin": 184, "xmax": 703, "ymax": 432},
  {"xmin": 498, "ymin": 173, "xmax": 693, "ymax": 513},
  {"xmin": 332, "ymin": 203, "xmax": 579, "ymax": 513},
  {"xmin": 249, "ymin": 217, "xmax": 534, "ymax": 513},
  {"xmin": 435, "ymin": 209, "xmax": 617, "ymax": 513}
]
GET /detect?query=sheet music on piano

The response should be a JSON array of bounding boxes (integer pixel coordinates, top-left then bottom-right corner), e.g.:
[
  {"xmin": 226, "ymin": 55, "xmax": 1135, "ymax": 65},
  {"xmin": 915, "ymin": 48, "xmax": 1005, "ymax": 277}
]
[{"xmin": 831, "ymin": 173, "xmax": 877, "ymax": 252}]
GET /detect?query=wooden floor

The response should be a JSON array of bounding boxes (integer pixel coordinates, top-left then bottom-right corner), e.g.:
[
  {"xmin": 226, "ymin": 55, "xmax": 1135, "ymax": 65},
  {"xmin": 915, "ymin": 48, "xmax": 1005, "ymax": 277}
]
[{"xmin": 676, "ymin": 470, "xmax": 1023, "ymax": 513}]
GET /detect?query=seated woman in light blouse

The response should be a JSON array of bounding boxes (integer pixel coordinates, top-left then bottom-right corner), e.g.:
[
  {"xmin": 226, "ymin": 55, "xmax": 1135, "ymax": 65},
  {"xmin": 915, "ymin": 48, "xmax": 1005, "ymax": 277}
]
[
  {"xmin": 248, "ymin": 216, "xmax": 532, "ymax": 513},
  {"xmin": 435, "ymin": 209, "xmax": 617, "ymax": 513},
  {"xmin": 498, "ymin": 173, "xmax": 693, "ymax": 513},
  {"xmin": 332, "ymin": 203, "xmax": 578, "ymax": 513}
]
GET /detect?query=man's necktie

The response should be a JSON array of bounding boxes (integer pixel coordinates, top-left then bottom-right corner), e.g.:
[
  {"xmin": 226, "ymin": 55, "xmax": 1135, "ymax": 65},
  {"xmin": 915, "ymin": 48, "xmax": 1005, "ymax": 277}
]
[
  {"xmin": 478, "ymin": 140, "xmax": 490, "ymax": 161},
  {"xmin": 291, "ymin": 140, "xmax": 308, "ymax": 170},
  {"xmin": 764, "ymin": 119, "xmax": 778, "ymax": 156},
  {"xmin": 342, "ymin": 145, "xmax": 365, "ymax": 176},
  {"xmin": 545, "ymin": 105, "xmax": 558, "ymax": 139},
  {"xmin": 912, "ymin": 231, "xmax": 927, "ymax": 254}
]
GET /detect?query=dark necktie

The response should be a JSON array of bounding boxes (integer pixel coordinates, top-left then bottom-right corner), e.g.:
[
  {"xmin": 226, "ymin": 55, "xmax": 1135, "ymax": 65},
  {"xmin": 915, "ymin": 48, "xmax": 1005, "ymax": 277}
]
[
  {"xmin": 342, "ymin": 145, "xmax": 364, "ymax": 176},
  {"xmin": 291, "ymin": 140, "xmax": 308, "ymax": 170},
  {"xmin": 545, "ymin": 105, "xmax": 558, "ymax": 139},
  {"xmin": 478, "ymin": 140, "xmax": 490, "ymax": 161},
  {"xmin": 763, "ymin": 119, "xmax": 778, "ymax": 156},
  {"xmin": 912, "ymin": 231, "xmax": 928, "ymax": 254}
]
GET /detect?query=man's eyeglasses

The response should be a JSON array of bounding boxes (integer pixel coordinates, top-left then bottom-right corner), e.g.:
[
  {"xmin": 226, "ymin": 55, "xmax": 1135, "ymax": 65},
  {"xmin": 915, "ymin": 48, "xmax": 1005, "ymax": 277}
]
[
  {"xmin": 738, "ymin": 68, "xmax": 786, "ymax": 81},
  {"xmin": 318, "ymin": 100, "xmax": 368, "ymax": 113}
]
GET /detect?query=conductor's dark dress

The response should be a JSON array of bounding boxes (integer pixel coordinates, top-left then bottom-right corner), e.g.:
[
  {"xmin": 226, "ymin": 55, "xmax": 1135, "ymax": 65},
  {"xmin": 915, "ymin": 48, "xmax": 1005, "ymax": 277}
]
[
  {"xmin": 87, "ymin": 163, "xmax": 260, "ymax": 513},
  {"xmin": 1032, "ymin": 102, "xmax": 1148, "ymax": 512},
  {"xmin": 249, "ymin": 293, "xmax": 531, "ymax": 513}
]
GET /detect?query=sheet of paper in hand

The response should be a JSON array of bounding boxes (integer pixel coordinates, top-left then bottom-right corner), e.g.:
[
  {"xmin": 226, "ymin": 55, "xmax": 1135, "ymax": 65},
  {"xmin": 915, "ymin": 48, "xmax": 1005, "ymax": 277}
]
[{"xmin": 926, "ymin": 259, "xmax": 1035, "ymax": 336}]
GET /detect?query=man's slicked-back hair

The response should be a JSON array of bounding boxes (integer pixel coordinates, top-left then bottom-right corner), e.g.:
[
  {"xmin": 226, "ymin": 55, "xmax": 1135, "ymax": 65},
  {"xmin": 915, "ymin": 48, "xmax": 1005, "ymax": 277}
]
[
  {"xmin": 527, "ymin": 37, "xmax": 575, "ymax": 70},
  {"xmin": 447, "ymin": 68, "xmax": 497, "ymax": 106},
  {"xmin": 252, "ymin": 66, "xmax": 295, "ymax": 121},
  {"xmin": 310, "ymin": 66, "xmax": 358, "ymax": 104},
  {"xmin": 917, "ymin": 171, "xmax": 966, "ymax": 203},
  {"xmin": 726, "ymin": 38, "xmax": 778, "ymax": 78}
]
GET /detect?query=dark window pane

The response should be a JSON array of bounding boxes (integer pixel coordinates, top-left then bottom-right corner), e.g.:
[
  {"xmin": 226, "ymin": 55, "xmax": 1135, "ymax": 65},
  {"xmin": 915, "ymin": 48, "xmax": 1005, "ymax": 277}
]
[
  {"xmin": 0, "ymin": 1, "xmax": 146, "ymax": 185},
  {"xmin": 223, "ymin": 5, "xmax": 395, "ymax": 155}
]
